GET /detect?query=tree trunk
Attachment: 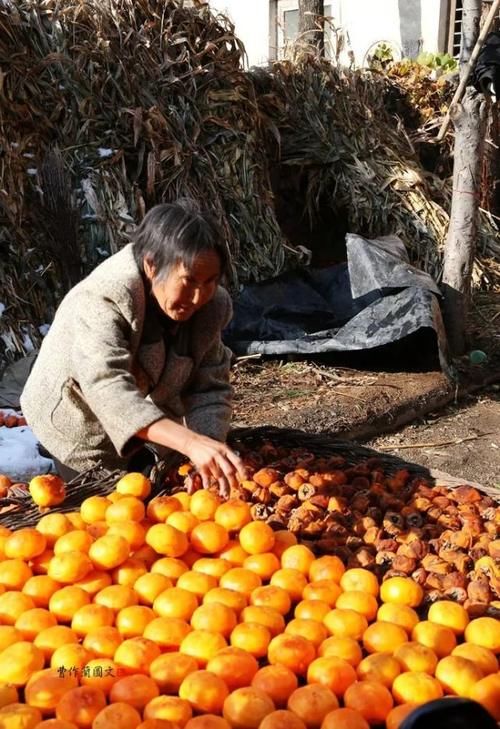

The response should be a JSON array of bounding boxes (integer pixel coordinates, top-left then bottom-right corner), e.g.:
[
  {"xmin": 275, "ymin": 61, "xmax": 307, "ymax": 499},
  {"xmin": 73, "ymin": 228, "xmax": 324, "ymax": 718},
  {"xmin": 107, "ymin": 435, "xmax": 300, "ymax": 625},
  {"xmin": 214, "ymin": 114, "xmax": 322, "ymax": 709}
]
[
  {"xmin": 298, "ymin": 0, "xmax": 325, "ymax": 56},
  {"xmin": 442, "ymin": 0, "xmax": 487, "ymax": 355}
]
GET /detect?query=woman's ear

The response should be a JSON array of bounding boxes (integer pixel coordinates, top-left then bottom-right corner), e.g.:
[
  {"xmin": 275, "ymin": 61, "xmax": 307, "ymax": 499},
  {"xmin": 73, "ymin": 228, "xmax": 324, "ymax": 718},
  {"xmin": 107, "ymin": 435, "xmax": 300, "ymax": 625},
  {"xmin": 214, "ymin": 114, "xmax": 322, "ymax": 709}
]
[{"xmin": 143, "ymin": 257, "xmax": 156, "ymax": 282}]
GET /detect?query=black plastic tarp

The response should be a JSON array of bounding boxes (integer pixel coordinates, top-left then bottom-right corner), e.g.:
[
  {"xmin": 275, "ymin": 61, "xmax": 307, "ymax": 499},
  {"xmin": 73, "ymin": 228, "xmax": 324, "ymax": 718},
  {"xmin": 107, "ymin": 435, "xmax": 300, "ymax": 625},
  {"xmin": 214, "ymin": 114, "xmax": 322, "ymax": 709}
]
[{"xmin": 224, "ymin": 234, "xmax": 449, "ymax": 370}]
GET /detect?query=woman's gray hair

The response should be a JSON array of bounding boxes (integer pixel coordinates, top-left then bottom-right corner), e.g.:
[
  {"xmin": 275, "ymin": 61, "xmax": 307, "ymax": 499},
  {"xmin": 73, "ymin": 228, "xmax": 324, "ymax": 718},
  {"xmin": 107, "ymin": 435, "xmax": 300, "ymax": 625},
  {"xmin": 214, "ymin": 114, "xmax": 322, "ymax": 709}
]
[{"xmin": 132, "ymin": 198, "xmax": 228, "ymax": 281}]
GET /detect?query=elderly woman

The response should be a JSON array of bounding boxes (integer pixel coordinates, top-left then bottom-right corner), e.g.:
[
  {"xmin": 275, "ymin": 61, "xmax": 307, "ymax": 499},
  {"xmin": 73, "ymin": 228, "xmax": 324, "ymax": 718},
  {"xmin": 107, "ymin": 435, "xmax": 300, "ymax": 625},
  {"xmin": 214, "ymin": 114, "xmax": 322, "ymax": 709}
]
[{"xmin": 21, "ymin": 199, "xmax": 244, "ymax": 495}]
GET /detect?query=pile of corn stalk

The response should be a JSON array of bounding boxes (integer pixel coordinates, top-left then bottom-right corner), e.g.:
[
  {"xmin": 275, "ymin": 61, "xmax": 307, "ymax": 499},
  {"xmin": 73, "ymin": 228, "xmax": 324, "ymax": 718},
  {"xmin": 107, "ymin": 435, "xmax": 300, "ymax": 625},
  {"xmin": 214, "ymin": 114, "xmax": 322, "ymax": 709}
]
[
  {"xmin": 251, "ymin": 58, "xmax": 500, "ymax": 285},
  {"xmin": 0, "ymin": 0, "xmax": 287, "ymax": 365},
  {"xmin": 1, "ymin": 0, "xmax": 499, "ymax": 367}
]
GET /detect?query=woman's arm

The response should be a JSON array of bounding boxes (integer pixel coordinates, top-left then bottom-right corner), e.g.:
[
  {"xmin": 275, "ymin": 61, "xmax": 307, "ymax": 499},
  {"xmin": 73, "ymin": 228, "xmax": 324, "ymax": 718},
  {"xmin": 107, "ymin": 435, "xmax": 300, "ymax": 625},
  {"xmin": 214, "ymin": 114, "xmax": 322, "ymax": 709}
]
[
  {"xmin": 72, "ymin": 290, "xmax": 167, "ymax": 457},
  {"xmin": 136, "ymin": 418, "xmax": 245, "ymax": 497}
]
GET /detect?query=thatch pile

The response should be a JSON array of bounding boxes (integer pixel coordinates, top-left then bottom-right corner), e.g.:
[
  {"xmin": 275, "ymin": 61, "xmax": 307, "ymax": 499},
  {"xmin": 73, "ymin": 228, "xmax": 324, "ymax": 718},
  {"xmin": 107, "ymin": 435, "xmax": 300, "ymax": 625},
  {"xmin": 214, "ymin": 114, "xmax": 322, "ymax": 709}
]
[
  {"xmin": 387, "ymin": 61, "xmax": 456, "ymax": 125},
  {"xmin": 251, "ymin": 58, "xmax": 500, "ymax": 284},
  {"xmin": 0, "ymin": 0, "xmax": 289, "ymax": 365},
  {"xmin": 1, "ymin": 0, "xmax": 499, "ymax": 368}
]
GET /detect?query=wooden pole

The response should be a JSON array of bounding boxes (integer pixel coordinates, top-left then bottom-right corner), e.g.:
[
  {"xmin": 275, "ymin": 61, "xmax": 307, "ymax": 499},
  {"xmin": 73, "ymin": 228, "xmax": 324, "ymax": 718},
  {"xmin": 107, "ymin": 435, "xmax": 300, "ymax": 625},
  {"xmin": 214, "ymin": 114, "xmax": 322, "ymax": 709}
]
[{"xmin": 437, "ymin": 0, "xmax": 500, "ymax": 141}]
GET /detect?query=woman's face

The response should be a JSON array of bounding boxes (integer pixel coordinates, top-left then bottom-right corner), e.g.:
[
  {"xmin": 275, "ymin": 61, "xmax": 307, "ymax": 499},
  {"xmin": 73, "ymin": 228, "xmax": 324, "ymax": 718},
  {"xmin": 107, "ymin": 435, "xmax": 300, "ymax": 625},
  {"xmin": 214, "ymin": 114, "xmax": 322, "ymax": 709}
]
[{"xmin": 144, "ymin": 249, "xmax": 221, "ymax": 321}]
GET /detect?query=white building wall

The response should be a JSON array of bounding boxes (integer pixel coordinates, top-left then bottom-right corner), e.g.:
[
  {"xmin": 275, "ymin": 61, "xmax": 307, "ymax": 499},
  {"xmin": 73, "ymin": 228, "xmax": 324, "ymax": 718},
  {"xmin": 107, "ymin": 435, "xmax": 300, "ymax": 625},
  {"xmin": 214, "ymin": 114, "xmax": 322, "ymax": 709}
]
[
  {"xmin": 338, "ymin": 0, "xmax": 402, "ymax": 66},
  {"xmin": 210, "ymin": 0, "xmax": 271, "ymax": 67},
  {"xmin": 421, "ymin": 0, "xmax": 445, "ymax": 53},
  {"xmin": 208, "ymin": 0, "xmax": 449, "ymax": 69}
]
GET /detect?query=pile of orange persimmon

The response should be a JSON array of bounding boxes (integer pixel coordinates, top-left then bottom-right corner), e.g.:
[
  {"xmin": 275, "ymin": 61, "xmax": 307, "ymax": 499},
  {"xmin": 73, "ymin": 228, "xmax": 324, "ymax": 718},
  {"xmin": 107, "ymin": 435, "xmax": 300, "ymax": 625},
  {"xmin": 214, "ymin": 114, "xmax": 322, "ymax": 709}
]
[
  {"xmin": 0, "ymin": 472, "xmax": 498, "ymax": 729},
  {"xmin": 0, "ymin": 411, "xmax": 26, "ymax": 429}
]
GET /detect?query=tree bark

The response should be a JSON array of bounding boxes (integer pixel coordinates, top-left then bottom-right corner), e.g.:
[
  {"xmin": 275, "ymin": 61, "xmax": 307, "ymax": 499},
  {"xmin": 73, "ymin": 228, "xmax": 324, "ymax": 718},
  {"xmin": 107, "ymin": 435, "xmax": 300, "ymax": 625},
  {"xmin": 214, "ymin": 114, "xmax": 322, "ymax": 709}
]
[
  {"xmin": 442, "ymin": 0, "xmax": 487, "ymax": 355},
  {"xmin": 298, "ymin": 0, "xmax": 325, "ymax": 56}
]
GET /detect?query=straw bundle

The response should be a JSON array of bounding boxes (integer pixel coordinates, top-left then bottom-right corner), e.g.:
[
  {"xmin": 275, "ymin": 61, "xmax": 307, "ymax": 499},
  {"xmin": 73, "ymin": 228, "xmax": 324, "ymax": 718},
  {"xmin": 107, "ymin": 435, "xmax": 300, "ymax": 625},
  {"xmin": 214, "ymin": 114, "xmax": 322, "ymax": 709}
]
[
  {"xmin": 0, "ymin": 0, "xmax": 291, "ymax": 366},
  {"xmin": 251, "ymin": 56, "xmax": 500, "ymax": 286}
]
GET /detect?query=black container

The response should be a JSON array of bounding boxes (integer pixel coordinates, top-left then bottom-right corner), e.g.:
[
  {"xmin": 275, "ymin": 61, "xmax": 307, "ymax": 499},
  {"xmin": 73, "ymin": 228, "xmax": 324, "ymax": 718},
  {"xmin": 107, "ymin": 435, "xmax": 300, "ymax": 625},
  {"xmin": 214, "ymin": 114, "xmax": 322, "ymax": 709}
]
[{"xmin": 400, "ymin": 698, "xmax": 497, "ymax": 729}]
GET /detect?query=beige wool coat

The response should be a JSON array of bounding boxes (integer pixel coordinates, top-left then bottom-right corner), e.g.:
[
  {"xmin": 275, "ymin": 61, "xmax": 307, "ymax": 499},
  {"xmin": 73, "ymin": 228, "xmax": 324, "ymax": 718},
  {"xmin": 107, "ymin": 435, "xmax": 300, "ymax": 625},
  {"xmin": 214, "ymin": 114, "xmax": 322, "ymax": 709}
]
[{"xmin": 21, "ymin": 244, "xmax": 233, "ymax": 472}]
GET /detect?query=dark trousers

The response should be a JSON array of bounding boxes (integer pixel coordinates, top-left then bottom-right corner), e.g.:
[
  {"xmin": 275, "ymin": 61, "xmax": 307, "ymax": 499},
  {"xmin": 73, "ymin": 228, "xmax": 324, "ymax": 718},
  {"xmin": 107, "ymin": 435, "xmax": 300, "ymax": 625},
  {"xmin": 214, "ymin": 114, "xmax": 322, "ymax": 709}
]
[{"xmin": 52, "ymin": 457, "xmax": 80, "ymax": 482}]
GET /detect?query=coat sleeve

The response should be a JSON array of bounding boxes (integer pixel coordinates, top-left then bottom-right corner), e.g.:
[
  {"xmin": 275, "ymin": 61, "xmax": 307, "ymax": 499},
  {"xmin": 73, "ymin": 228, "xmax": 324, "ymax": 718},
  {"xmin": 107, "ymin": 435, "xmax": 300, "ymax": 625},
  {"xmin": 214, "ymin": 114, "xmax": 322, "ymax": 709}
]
[
  {"xmin": 183, "ymin": 290, "xmax": 234, "ymax": 442},
  {"xmin": 70, "ymin": 289, "xmax": 165, "ymax": 458}
]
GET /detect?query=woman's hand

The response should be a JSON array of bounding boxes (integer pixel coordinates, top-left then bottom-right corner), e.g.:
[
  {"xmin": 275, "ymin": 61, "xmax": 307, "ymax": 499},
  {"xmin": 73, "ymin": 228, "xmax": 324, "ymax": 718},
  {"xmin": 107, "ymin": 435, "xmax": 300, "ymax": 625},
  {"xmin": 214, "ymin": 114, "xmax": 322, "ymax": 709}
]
[
  {"xmin": 136, "ymin": 418, "xmax": 246, "ymax": 498},
  {"xmin": 183, "ymin": 432, "xmax": 246, "ymax": 498}
]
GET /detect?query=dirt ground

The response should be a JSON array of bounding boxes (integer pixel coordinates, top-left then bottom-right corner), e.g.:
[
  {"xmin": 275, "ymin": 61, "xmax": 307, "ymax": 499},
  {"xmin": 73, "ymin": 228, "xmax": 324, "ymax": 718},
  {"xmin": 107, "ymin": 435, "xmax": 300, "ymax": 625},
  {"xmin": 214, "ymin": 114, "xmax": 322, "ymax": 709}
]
[
  {"xmin": 231, "ymin": 362, "xmax": 500, "ymax": 489},
  {"xmin": 231, "ymin": 361, "xmax": 451, "ymax": 437},
  {"xmin": 230, "ymin": 290, "xmax": 500, "ymax": 488},
  {"xmin": 368, "ymin": 388, "xmax": 499, "ymax": 488}
]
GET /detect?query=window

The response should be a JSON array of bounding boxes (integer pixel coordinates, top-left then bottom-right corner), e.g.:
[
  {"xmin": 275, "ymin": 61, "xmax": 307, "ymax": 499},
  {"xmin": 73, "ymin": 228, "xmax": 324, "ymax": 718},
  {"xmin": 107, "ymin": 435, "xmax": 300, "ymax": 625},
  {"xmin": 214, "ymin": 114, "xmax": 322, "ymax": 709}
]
[
  {"xmin": 276, "ymin": 1, "xmax": 336, "ymax": 59},
  {"xmin": 283, "ymin": 8, "xmax": 299, "ymax": 44},
  {"xmin": 448, "ymin": 0, "xmax": 463, "ymax": 58}
]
